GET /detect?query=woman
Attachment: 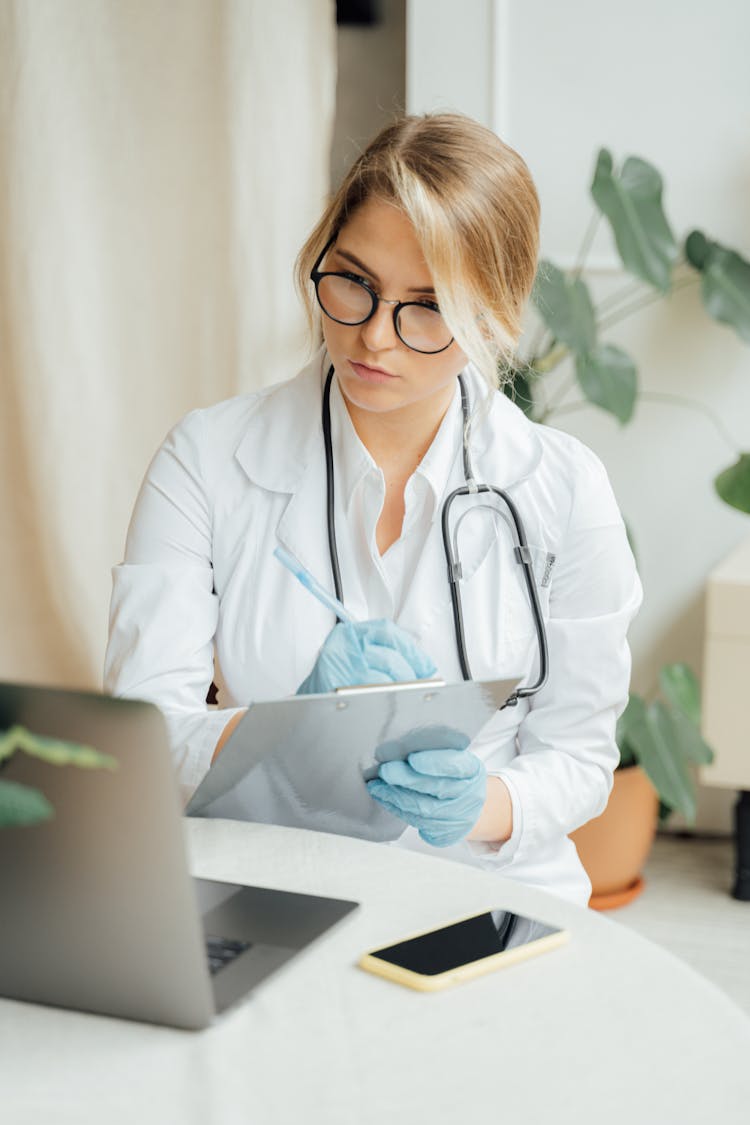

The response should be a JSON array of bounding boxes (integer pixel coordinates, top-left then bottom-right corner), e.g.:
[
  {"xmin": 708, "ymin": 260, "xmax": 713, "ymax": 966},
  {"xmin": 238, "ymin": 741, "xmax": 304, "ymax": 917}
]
[{"xmin": 104, "ymin": 113, "xmax": 642, "ymax": 906}]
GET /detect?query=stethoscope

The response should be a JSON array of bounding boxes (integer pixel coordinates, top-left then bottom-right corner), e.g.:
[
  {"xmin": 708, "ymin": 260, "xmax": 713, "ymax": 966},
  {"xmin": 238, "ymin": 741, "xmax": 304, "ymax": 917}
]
[{"xmin": 321, "ymin": 365, "xmax": 549, "ymax": 707}]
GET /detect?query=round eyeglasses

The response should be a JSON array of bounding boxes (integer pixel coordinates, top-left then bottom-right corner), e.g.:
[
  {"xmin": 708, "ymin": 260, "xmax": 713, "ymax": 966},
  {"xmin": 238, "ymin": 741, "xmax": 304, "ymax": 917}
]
[{"xmin": 310, "ymin": 239, "xmax": 454, "ymax": 355}]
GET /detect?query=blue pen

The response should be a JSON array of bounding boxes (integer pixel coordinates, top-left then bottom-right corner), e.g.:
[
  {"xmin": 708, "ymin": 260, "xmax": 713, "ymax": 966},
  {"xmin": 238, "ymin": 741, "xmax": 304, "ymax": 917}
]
[{"xmin": 273, "ymin": 546, "xmax": 356, "ymax": 624}]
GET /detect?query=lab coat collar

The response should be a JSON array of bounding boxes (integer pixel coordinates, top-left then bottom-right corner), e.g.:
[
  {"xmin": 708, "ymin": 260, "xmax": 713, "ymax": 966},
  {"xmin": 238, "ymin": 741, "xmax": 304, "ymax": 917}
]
[
  {"xmin": 233, "ymin": 348, "xmax": 543, "ymax": 497},
  {"xmin": 234, "ymin": 349, "xmax": 328, "ymax": 493}
]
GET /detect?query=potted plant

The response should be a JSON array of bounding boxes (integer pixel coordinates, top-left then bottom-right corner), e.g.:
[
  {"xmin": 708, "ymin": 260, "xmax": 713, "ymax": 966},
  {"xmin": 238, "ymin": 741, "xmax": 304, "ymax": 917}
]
[
  {"xmin": 570, "ymin": 663, "xmax": 713, "ymax": 908},
  {"xmin": 504, "ymin": 150, "xmax": 750, "ymax": 906},
  {"xmin": 0, "ymin": 725, "xmax": 116, "ymax": 828}
]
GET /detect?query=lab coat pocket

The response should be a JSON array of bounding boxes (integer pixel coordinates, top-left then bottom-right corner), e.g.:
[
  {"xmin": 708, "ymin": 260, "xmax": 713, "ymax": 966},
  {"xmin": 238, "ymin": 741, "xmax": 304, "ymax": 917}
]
[{"xmin": 460, "ymin": 538, "xmax": 552, "ymax": 682}]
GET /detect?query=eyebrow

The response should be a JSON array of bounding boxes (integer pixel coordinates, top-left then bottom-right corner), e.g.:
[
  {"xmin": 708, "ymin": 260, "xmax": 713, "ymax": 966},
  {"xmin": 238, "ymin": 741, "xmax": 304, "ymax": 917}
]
[{"xmin": 332, "ymin": 247, "xmax": 436, "ymax": 295}]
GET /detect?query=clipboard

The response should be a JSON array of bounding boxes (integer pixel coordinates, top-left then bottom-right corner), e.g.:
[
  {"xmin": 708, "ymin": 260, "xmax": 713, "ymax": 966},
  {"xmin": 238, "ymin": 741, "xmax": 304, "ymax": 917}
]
[{"xmin": 186, "ymin": 677, "xmax": 520, "ymax": 842}]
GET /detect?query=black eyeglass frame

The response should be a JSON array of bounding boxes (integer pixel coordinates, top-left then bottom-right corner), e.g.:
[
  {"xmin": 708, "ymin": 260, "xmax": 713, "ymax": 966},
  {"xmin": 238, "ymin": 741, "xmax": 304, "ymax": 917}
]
[{"xmin": 309, "ymin": 238, "xmax": 455, "ymax": 355}]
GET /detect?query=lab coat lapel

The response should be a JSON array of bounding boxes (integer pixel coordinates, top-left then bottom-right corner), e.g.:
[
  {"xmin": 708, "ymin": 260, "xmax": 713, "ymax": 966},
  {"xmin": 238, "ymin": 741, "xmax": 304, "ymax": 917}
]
[{"xmin": 232, "ymin": 349, "xmax": 351, "ymax": 610}]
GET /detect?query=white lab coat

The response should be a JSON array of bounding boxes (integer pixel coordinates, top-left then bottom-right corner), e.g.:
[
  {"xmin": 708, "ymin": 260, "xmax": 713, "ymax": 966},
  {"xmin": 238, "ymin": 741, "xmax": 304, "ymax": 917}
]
[{"xmin": 104, "ymin": 347, "xmax": 642, "ymax": 906}]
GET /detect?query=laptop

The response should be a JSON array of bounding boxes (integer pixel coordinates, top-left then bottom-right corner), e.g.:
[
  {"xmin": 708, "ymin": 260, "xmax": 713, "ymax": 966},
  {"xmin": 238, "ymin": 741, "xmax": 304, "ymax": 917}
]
[{"xmin": 0, "ymin": 681, "xmax": 358, "ymax": 1030}]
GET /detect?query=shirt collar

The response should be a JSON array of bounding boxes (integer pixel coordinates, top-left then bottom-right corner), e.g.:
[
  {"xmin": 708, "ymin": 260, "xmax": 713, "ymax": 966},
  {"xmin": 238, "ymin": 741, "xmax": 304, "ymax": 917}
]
[
  {"xmin": 328, "ymin": 371, "xmax": 464, "ymax": 520},
  {"xmin": 233, "ymin": 347, "xmax": 543, "ymax": 497}
]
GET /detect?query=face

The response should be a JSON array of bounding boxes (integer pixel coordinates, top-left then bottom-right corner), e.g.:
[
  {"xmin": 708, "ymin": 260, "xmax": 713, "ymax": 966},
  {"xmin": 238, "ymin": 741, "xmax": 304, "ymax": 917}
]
[{"xmin": 319, "ymin": 198, "xmax": 467, "ymax": 424}]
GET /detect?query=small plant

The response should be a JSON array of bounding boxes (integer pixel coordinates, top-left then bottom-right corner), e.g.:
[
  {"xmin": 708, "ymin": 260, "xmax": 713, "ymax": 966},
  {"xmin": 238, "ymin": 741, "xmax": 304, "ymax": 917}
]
[
  {"xmin": 616, "ymin": 663, "xmax": 713, "ymax": 825},
  {"xmin": 506, "ymin": 148, "xmax": 750, "ymax": 514},
  {"xmin": 0, "ymin": 726, "xmax": 117, "ymax": 828}
]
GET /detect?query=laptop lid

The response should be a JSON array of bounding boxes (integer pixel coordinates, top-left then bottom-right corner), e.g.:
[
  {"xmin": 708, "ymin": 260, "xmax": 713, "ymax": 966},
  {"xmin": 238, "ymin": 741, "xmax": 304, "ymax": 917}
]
[{"xmin": 0, "ymin": 682, "xmax": 357, "ymax": 1030}]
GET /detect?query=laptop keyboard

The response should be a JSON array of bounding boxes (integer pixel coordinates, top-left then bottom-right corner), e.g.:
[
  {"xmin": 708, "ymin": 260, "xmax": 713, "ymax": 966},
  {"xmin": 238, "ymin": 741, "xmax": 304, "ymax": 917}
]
[{"xmin": 206, "ymin": 935, "xmax": 252, "ymax": 975}]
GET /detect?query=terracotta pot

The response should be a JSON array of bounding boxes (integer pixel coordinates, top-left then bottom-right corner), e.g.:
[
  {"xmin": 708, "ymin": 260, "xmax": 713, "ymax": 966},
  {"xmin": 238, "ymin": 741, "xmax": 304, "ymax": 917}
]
[{"xmin": 570, "ymin": 765, "xmax": 659, "ymax": 910}]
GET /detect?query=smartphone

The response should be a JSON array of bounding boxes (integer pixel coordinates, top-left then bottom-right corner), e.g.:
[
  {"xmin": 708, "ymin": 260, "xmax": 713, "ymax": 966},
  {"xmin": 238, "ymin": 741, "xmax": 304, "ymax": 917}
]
[{"xmin": 358, "ymin": 908, "xmax": 569, "ymax": 991}]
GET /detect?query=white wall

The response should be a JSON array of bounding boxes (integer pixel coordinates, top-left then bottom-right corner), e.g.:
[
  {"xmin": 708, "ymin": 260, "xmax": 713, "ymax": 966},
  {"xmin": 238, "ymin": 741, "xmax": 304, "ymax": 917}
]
[
  {"xmin": 407, "ymin": 0, "xmax": 750, "ymax": 832},
  {"xmin": 331, "ymin": 0, "xmax": 406, "ymax": 188}
]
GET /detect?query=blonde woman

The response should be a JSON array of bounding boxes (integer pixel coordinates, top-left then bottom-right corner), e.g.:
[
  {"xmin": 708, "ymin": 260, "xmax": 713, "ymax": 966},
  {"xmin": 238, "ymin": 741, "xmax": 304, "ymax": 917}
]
[{"xmin": 105, "ymin": 113, "xmax": 642, "ymax": 906}]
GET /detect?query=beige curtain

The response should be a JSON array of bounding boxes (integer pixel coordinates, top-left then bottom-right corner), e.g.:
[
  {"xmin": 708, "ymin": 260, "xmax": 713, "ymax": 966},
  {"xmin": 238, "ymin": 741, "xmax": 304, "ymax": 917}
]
[{"xmin": 0, "ymin": 0, "xmax": 336, "ymax": 689}]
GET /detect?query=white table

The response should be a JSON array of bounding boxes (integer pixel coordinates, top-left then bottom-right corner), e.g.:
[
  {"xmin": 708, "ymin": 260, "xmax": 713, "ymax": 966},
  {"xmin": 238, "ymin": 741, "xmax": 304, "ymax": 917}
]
[{"xmin": 3, "ymin": 819, "xmax": 750, "ymax": 1125}]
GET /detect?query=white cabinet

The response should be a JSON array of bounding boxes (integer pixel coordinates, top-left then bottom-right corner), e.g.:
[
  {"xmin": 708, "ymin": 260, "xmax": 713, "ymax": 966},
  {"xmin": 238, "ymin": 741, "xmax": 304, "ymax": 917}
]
[{"xmin": 702, "ymin": 539, "xmax": 750, "ymax": 791}]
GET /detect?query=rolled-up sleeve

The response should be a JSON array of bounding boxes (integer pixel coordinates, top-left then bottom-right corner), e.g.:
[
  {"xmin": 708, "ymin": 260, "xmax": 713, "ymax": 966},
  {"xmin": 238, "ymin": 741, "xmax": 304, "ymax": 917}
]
[{"xmin": 103, "ymin": 411, "xmax": 243, "ymax": 802}]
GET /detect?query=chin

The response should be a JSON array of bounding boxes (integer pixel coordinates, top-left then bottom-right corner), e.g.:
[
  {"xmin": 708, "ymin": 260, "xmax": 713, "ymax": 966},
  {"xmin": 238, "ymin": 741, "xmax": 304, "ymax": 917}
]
[{"xmin": 339, "ymin": 377, "xmax": 403, "ymax": 412}]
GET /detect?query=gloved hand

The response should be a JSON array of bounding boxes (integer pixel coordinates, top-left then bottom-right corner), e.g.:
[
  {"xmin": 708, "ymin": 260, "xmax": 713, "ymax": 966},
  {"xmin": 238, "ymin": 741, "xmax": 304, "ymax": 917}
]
[
  {"xmin": 296, "ymin": 619, "xmax": 436, "ymax": 695},
  {"xmin": 367, "ymin": 748, "xmax": 487, "ymax": 848}
]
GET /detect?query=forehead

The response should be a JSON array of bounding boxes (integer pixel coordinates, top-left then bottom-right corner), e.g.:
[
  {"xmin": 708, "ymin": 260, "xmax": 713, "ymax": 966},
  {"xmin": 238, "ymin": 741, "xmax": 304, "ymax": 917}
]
[{"xmin": 335, "ymin": 199, "xmax": 433, "ymax": 284}]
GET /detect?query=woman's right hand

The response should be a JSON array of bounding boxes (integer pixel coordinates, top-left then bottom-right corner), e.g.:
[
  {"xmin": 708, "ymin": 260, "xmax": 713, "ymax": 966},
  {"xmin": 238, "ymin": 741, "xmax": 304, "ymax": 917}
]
[{"xmin": 296, "ymin": 619, "xmax": 437, "ymax": 696}]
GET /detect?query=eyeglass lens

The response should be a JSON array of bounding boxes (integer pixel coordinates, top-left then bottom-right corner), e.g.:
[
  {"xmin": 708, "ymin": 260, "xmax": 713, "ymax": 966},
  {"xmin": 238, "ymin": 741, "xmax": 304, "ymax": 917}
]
[{"xmin": 316, "ymin": 274, "xmax": 452, "ymax": 353}]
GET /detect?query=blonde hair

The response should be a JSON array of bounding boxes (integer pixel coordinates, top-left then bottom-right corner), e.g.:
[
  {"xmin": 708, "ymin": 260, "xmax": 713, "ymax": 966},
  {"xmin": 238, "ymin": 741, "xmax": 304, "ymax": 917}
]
[{"xmin": 295, "ymin": 112, "xmax": 540, "ymax": 393}]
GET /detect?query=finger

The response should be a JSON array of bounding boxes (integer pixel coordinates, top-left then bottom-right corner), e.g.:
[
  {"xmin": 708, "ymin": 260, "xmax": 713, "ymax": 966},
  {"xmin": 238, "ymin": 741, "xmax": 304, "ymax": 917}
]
[
  {"xmin": 367, "ymin": 789, "xmax": 407, "ymax": 819},
  {"xmin": 357, "ymin": 668, "xmax": 397, "ymax": 686},
  {"xmin": 367, "ymin": 785, "xmax": 416, "ymax": 823},
  {"xmin": 363, "ymin": 644, "xmax": 417, "ymax": 683},
  {"xmin": 367, "ymin": 791, "xmax": 434, "ymax": 836},
  {"xmin": 367, "ymin": 780, "xmax": 437, "ymax": 819},
  {"xmin": 419, "ymin": 825, "xmax": 463, "ymax": 848},
  {"xmin": 378, "ymin": 759, "xmax": 468, "ymax": 798},
  {"xmin": 360, "ymin": 621, "xmax": 437, "ymax": 679},
  {"xmin": 407, "ymin": 748, "xmax": 481, "ymax": 780}
]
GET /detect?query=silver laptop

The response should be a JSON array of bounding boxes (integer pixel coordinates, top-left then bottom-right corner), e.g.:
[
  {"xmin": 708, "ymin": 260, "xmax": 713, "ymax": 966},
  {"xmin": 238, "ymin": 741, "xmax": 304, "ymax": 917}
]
[{"xmin": 0, "ymin": 682, "xmax": 358, "ymax": 1031}]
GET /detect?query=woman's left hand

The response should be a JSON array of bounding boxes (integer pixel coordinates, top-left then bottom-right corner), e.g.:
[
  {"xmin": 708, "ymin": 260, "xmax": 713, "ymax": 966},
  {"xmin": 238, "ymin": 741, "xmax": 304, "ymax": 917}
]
[{"xmin": 367, "ymin": 748, "xmax": 487, "ymax": 847}]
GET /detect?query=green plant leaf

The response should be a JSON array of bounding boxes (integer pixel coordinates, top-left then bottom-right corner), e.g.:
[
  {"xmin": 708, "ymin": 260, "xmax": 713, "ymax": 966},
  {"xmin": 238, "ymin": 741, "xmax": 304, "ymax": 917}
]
[
  {"xmin": 684, "ymin": 230, "xmax": 709, "ymax": 270},
  {"xmin": 575, "ymin": 343, "xmax": 637, "ymax": 423},
  {"xmin": 685, "ymin": 230, "xmax": 750, "ymax": 344},
  {"xmin": 0, "ymin": 725, "xmax": 117, "ymax": 770},
  {"xmin": 667, "ymin": 707, "xmax": 714, "ymax": 767},
  {"xmin": 659, "ymin": 663, "xmax": 701, "ymax": 725},
  {"xmin": 625, "ymin": 701, "xmax": 697, "ymax": 823},
  {"xmin": 658, "ymin": 799, "xmax": 674, "ymax": 825},
  {"xmin": 590, "ymin": 150, "xmax": 678, "ymax": 292},
  {"xmin": 532, "ymin": 261, "xmax": 596, "ymax": 354},
  {"xmin": 714, "ymin": 454, "xmax": 750, "ymax": 514},
  {"xmin": 0, "ymin": 779, "xmax": 54, "ymax": 827},
  {"xmin": 501, "ymin": 367, "xmax": 536, "ymax": 419},
  {"xmin": 617, "ymin": 739, "xmax": 638, "ymax": 769}
]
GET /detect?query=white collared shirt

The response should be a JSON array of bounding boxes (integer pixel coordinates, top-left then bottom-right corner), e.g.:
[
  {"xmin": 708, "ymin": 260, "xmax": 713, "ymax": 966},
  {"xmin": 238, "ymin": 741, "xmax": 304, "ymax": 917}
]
[{"xmin": 328, "ymin": 373, "xmax": 464, "ymax": 620}]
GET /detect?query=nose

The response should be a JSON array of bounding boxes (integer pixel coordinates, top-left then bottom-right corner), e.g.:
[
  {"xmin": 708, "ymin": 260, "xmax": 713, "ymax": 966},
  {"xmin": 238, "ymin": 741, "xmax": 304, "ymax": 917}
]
[{"xmin": 359, "ymin": 298, "xmax": 399, "ymax": 352}]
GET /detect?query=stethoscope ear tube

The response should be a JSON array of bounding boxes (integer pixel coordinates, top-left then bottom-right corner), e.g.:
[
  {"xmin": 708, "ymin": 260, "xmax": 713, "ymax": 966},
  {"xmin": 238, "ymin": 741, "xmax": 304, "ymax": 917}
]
[{"xmin": 322, "ymin": 368, "xmax": 345, "ymax": 610}]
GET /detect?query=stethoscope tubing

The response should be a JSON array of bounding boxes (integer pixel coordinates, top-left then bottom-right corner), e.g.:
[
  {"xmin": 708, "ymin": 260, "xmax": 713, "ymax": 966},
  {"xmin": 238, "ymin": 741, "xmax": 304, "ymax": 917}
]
[
  {"xmin": 441, "ymin": 483, "xmax": 549, "ymax": 698},
  {"xmin": 321, "ymin": 365, "xmax": 549, "ymax": 706}
]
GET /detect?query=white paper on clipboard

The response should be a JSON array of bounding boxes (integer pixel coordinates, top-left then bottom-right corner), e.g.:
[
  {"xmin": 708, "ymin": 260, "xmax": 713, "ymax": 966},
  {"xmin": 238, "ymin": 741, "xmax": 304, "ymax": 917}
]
[{"xmin": 185, "ymin": 677, "xmax": 520, "ymax": 842}]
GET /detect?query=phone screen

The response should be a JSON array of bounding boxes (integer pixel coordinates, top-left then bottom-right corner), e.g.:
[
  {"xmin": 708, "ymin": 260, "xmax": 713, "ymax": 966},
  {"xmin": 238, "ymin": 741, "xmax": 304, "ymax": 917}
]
[{"xmin": 369, "ymin": 911, "xmax": 564, "ymax": 976}]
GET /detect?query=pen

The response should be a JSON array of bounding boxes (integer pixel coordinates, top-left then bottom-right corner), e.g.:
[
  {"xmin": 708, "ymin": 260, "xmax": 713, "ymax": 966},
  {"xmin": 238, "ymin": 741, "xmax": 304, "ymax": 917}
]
[{"xmin": 273, "ymin": 546, "xmax": 356, "ymax": 624}]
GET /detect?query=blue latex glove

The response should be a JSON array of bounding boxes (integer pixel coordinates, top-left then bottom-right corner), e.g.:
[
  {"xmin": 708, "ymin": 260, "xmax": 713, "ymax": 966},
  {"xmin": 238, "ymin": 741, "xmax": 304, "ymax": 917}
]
[
  {"xmin": 296, "ymin": 619, "xmax": 436, "ymax": 695},
  {"xmin": 367, "ymin": 748, "xmax": 487, "ymax": 848}
]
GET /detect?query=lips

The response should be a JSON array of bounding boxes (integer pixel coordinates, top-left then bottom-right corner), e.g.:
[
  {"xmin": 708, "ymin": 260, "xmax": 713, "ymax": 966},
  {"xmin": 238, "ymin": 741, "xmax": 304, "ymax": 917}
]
[{"xmin": 348, "ymin": 360, "xmax": 397, "ymax": 384}]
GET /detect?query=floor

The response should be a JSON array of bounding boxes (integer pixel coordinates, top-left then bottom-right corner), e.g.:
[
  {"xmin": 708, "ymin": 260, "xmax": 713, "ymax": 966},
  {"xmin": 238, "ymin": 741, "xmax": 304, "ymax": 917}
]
[{"xmin": 609, "ymin": 834, "xmax": 750, "ymax": 1016}]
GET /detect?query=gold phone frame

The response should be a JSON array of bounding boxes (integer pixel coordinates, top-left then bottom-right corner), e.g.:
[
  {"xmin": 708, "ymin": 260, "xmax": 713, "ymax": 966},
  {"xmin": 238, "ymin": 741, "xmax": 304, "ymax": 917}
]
[{"xmin": 358, "ymin": 911, "xmax": 570, "ymax": 992}]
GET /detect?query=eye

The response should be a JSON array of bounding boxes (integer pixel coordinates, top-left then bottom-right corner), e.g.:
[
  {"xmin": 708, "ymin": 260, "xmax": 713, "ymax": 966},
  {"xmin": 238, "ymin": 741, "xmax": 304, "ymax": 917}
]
[
  {"xmin": 414, "ymin": 299, "xmax": 441, "ymax": 314},
  {"xmin": 341, "ymin": 270, "xmax": 375, "ymax": 290}
]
